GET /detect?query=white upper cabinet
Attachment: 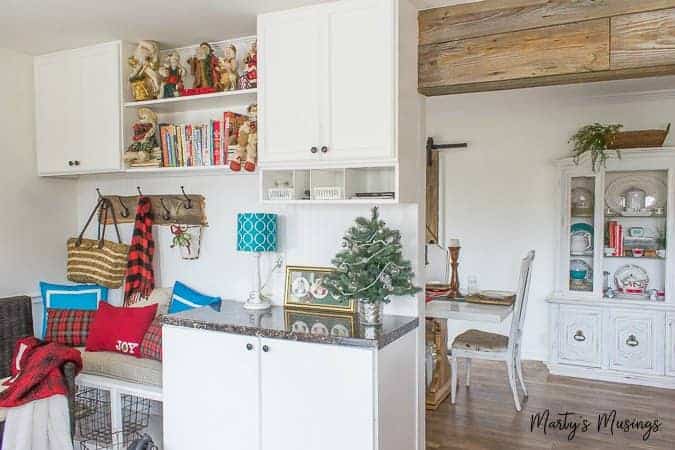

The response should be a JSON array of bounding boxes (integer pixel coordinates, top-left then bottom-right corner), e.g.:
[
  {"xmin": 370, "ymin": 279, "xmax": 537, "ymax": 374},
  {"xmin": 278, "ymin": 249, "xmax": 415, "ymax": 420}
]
[
  {"xmin": 258, "ymin": 0, "xmax": 396, "ymax": 166},
  {"xmin": 34, "ymin": 41, "xmax": 122, "ymax": 176}
]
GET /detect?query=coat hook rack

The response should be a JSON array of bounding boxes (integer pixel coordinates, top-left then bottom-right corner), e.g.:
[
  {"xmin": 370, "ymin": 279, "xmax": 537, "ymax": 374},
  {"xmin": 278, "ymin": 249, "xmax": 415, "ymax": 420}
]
[
  {"xmin": 159, "ymin": 198, "xmax": 172, "ymax": 221},
  {"xmin": 426, "ymin": 137, "xmax": 468, "ymax": 166},
  {"xmin": 180, "ymin": 186, "xmax": 193, "ymax": 210},
  {"xmin": 96, "ymin": 188, "xmax": 104, "ymax": 201},
  {"xmin": 117, "ymin": 196, "xmax": 130, "ymax": 218}
]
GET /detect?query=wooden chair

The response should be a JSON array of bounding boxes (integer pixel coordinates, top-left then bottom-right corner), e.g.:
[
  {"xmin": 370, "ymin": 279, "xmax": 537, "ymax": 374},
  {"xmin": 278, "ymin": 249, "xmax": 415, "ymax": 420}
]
[{"xmin": 448, "ymin": 250, "xmax": 535, "ymax": 411}]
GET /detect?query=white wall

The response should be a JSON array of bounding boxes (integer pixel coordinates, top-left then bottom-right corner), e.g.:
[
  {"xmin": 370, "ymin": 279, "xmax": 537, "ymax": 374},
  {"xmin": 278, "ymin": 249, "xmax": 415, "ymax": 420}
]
[
  {"xmin": 426, "ymin": 76, "xmax": 675, "ymax": 361},
  {"xmin": 76, "ymin": 174, "xmax": 421, "ymax": 317},
  {"xmin": 0, "ymin": 47, "xmax": 77, "ymax": 298}
]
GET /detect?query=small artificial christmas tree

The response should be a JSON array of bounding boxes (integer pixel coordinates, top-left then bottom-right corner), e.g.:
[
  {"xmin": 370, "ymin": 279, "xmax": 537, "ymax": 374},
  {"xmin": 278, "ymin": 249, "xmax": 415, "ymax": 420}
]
[{"xmin": 324, "ymin": 207, "xmax": 420, "ymax": 307}]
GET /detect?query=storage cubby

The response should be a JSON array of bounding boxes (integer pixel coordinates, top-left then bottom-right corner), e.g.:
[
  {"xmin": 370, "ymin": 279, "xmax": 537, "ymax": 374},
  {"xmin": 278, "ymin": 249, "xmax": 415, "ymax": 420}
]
[{"xmin": 345, "ymin": 167, "xmax": 396, "ymax": 200}]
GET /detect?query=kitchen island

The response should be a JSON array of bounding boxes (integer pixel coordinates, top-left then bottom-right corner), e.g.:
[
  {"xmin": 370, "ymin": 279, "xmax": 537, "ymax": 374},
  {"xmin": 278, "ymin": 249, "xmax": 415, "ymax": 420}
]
[{"xmin": 162, "ymin": 300, "xmax": 419, "ymax": 450}]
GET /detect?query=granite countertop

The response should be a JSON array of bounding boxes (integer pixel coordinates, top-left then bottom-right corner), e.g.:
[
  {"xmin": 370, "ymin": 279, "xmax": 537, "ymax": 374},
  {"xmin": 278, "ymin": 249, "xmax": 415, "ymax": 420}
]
[{"xmin": 162, "ymin": 300, "xmax": 419, "ymax": 349}]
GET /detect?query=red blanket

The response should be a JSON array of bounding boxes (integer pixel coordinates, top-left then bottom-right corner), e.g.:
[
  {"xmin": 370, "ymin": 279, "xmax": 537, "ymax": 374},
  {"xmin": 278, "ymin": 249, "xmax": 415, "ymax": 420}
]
[{"xmin": 0, "ymin": 337, "xmax": 82, "ymax": 408}]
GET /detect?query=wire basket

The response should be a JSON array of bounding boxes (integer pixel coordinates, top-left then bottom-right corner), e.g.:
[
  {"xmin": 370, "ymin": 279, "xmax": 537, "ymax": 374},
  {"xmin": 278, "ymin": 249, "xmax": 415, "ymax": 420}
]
[
  {"xmin": 313, "ymin": 186, "xmax": 343, "ymax": 201},
  {"xmin": 80, "ymin": 431, "xmax": 158, "ymax": 450},
  {"xmin": 74, "ymin": 387, "xmax": 151, "ymax": 447},
  {"xmin": 267, "ymin": 188, "xmax": 294, "ymax": 201}
]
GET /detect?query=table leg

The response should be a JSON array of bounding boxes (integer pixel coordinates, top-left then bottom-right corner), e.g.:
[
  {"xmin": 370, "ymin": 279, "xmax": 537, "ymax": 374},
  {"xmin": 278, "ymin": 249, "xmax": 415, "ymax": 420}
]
[{"xmin": 426, "ymin": 318, "xmax": 451, "ymax": 410}]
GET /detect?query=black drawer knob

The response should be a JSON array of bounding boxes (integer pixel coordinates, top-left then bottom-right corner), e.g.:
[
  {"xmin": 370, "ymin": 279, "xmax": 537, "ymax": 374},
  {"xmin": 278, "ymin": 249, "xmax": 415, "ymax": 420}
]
[
  {"xmin": 246, "ymin": 343, "xmax": 253, "ymax": 351},
  {"xmin": 625, "ymin": 334, "xmax": 639, "ymax": 347},
  {"xmin": 310, "ymin": 146, "xmax": 318, "ymax": 154},
  {"xmin": 320, "ymin": 146, "xmax": 329, "ymax": 154},
  {"xmin": 262, "ymin": 345, "xmax": 270, "ymax": 353},
  {"xmin": 573, "ymin": 330, "xmax": 586, "ymax": 342}
]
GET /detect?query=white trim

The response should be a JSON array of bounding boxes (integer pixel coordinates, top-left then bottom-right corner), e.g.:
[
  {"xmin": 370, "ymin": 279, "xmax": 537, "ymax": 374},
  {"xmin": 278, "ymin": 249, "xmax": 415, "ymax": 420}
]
[
  {"xmin": 45, "ymin": 289, "xmax": 103, "ymax": 309},
  {"xmin": 547, "ymin": 363, "xmax": 675, "ymax": 389}
]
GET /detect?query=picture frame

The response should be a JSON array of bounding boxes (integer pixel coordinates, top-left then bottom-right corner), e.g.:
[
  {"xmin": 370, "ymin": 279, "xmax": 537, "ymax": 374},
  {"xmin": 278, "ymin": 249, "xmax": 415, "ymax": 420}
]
[
  {"xmin": 284, "ymin": 310, "xmax": 356, "ymax": 338},
  {"xmin": 283, "ymin": 265, "xmax": 356, "ymax": 313}
]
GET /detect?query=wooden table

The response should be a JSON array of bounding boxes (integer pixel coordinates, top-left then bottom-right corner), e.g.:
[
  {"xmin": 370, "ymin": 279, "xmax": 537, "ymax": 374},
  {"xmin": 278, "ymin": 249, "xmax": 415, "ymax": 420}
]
[{"xmin": 425, "ymin": 299, "xmax": 513, "ymax": 410}]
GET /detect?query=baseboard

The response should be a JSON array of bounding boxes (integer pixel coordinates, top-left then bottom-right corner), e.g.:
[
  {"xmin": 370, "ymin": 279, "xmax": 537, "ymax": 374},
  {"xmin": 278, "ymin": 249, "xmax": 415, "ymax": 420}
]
[{"xmin": 547, "ymin": 363, "xmax": 675, "ymax": 389}]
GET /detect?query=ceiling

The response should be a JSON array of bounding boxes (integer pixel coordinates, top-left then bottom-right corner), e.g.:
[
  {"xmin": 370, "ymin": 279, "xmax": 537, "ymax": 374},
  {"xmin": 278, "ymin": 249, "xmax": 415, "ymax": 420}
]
[{"xmin": 0, "ymin": 0, "xmax": 479, "ymax": 56}]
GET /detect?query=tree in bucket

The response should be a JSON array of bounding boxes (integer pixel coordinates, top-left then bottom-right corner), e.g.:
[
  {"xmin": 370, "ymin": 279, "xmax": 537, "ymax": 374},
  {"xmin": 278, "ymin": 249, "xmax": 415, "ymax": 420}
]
[
  {"xmin": 170, "ymin": 224, "xmax": 202, "ymax": 260},
  {"xmin": 323, "ymin": 207, "xmax": 419, "ymax": 326}
]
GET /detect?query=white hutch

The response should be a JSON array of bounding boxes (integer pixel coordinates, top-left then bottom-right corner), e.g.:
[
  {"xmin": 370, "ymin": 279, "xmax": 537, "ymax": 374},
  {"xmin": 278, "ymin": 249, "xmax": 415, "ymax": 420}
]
[{"xmin": 548, "ymin": 148, "xmax": 675, "ymax": 388}]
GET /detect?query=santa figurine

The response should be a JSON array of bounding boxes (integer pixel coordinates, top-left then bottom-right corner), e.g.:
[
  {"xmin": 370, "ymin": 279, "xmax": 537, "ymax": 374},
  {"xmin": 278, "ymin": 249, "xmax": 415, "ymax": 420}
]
[
  {"xmin": 230, "ymin": 104, "xmax": 257, "ymax": 172},
  {"xmin": 240, "ymin": 41, "xmax": 257, "ymax": 89}
]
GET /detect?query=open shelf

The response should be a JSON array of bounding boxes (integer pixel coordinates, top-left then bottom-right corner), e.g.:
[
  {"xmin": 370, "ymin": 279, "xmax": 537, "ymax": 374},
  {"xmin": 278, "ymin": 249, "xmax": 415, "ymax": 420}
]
[
  {"xmin": 123, "ymin": 165, "xmax": 256, "ymax": 176},
  {"xmin": 123, "ymin": 89, "xmax": 257, "ymax": 114}
]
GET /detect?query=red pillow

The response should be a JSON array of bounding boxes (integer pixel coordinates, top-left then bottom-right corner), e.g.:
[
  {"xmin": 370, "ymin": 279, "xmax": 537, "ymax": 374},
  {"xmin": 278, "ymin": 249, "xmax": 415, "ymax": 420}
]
[
  {"xmin": 139, "ymin": 317, "xmax": 163, "ymax": 361},
  {"xmin": 86, "ymin": 302, "xmax": 157, "ymax": 358},
  {"xmin": 45, "ymin": 309, "xmax": 96, "ymax": 347}
]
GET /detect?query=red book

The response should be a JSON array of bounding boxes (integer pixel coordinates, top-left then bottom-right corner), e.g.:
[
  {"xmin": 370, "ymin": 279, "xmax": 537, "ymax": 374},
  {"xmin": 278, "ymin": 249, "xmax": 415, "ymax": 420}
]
[
  {"xmin": 159, "ymin": 125, "xmax": 170, "ymax": 167},
  {"xmin": 608, "ymin": 221, "xmax": 616, "ymax": 255},
  {"xmin": 213, "ymin": 120, "xmax": 221, "ymax": 165}
]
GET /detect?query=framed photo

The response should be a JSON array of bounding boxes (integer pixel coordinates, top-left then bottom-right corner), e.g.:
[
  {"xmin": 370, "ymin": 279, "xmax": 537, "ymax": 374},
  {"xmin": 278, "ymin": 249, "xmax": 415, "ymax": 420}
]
[
  {"xmin": 285, "ymin": 310, "xmax": 356, "ymax": 338},
  {"xmin": 283, "ymin": 265, "xmax": 356, "ymax": 313}
]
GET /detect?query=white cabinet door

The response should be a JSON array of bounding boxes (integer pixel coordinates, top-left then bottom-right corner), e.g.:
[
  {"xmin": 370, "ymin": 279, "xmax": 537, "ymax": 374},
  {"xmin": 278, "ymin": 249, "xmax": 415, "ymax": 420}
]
[
  {"xmin": 260, "ymin": 338, "xmax": 376, "ymax": 450},
  {"xmin": 258, "ymin": 9, "xmax": 323, "ymax": 164},
  {"xmin": 34, "ymin": 52, "xmax": 78, "ymax": 175},
  {"xmin": 163, "ymin": 327, "xmax": 260, "ymax": 450},
  {"xmin": 77, "ymin": 42, "xmax": 121, "ymax": 173},
  {"xmin": 607, "ymin": 310, "xmax": 665, "ymax": 375},
  {"xmin": 667, "ymin": 313, "xmax": 675, "ymax": 377},
  {"xmin": 323, "ymin": 0, "xmax": 394, "ymax": 162},
  {"xmin": 557, "ymin": 306, "xmax": 602, "ymax": 367}
]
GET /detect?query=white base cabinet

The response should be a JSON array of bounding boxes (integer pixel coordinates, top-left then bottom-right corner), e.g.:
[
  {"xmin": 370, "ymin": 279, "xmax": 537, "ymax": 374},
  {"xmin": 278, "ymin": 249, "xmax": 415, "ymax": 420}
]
[{"xmin": 162, "ymin": 325, "xmax": 417, "ymax": 450}]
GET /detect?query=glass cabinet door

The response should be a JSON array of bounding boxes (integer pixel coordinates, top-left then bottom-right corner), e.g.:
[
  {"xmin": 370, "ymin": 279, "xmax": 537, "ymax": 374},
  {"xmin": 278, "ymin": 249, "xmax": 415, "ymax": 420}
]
[{"xmin": 569, "ymin": 176, "xmax": 596, "ymax": 293}]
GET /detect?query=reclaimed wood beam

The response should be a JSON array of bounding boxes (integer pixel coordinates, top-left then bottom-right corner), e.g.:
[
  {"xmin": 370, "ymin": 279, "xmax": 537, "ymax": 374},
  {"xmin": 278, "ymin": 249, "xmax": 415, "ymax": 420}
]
[{"xmin": 612, "ymin": 8, "xmax": 675, "ymax": 70}]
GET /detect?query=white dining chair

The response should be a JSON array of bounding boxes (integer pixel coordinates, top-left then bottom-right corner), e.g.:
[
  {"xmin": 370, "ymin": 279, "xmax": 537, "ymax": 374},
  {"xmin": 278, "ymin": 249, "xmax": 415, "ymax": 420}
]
[
  {"xmin": 425, "ymin": 243, "xmax": 449, "ymax": 284},
  {"xmin": 448, "ymin": 250, "xmax": 535, "ymax": 411}
]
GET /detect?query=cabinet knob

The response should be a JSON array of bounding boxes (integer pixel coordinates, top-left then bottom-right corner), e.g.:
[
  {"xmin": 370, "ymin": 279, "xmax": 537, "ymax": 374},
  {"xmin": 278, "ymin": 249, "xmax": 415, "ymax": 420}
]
[
  {"xmin": 262, "ymin": 345, "xmax": 270, "ymax": 353},
  {"xmin": 321, "ymin": 146, "xmax": 328, "ymax": 154},
  {"xmin": 68, "ymin": 160, "xmax": 74, "ymax": 167},
  {"xmin": 625, "ymin": 334, "xmax": 639, "ymax": 347},
  {"xmin": 310, "ymin": 146, "xmax": 318, "ymax": 154},
  {"xmin": 246, "ymin": 343, "xmax": 254, "ymax": 351},
  {"xmin": 573, "ymin": 330, "xmax": 586, "ymax": 342},
  {"xmin": 74, "ymin": 160, "xmax": 80, "ymax": 166}
]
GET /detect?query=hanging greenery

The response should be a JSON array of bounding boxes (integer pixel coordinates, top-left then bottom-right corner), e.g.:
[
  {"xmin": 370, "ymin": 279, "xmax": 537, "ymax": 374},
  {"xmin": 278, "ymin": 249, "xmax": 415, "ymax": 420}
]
[
  {"xmin": 569, "ymin": 123, "xmax": 623, "ymax": 172},
  {"xmin": 323, "ymin": 207, "xmax": 420, "ymax": 305}
]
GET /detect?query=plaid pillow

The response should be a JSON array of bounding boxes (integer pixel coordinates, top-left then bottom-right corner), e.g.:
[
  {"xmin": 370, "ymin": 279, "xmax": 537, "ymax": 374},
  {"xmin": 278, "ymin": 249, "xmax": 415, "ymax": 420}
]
[
  {"xmin": 45, "ymin": 309, "xmax": 96, "ymax": 347},
  {"xmin": 140, "ymin": 317, "xmax": 163, "ymax": 361}
]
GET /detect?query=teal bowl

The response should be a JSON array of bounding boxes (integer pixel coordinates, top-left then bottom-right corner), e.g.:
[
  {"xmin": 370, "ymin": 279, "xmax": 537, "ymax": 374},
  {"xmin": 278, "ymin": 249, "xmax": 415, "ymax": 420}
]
[{"xmin": 570, "ymin": 270, "xmax": 588, "ymax": 280}]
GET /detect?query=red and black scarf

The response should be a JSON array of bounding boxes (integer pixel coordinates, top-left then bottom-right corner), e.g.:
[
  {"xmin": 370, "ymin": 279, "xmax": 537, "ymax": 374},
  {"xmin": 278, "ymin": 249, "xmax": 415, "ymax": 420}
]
[{"xmin": 124, "ymin": 196, "xmax": 155, "ymax": 305}]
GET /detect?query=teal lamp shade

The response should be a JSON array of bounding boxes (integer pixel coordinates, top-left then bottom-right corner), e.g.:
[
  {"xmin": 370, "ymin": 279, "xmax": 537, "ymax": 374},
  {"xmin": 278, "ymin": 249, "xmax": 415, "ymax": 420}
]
[{"xmin": 237, "ymin": 213, "xmax": 278, "ymax": 253}]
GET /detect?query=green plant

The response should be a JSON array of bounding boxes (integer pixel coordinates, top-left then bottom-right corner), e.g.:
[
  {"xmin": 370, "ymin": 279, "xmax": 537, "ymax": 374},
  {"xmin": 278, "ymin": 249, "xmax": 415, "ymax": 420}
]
[
  {"xmin": 570, "ymin": 123, "xmax": 623, "ymax": 172},
  {"xmin": 323, "ymin": 207, "xmax": 420, "ymax": 305}
]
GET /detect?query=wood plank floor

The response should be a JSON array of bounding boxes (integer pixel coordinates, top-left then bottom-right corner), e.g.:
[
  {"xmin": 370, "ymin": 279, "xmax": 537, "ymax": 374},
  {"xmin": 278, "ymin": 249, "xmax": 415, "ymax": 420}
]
[{"xmin": 427, "ymin": 360, "xmax": 675, "ymax": 449}]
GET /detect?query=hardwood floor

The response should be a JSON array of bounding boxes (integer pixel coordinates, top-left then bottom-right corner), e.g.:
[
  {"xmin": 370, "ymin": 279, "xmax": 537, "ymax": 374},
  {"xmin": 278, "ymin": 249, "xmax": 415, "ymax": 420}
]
[{"xmin": 427, "ymin": 359, "xmax": 675, "ymax": 449}]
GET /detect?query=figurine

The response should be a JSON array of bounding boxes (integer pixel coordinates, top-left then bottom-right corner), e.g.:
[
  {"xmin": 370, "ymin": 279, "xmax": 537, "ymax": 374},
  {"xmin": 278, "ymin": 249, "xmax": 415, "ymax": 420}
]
[
  {"xmin": 158, "ymin": 51, "xmax": 186, "ymax": 98},
  {"xmin": 128, "ymin": 41, "xmax": 162, "ymax": 101},
  {"xmin": 230, "ymin": 104, "xmax": 257, "ymax": 172},
  {"xmin": 216, "ymin": 44, "xmax": 239, "ymax": 91},
  {"xmin": 239, "ymin": 41, "xmax": 257, "ymax": 89},
  {"xmin": 124, "ymin": 108, "xmax": 161, "ymax": 167},
  {"xmin": 188, "ymin": 42, "xmax": 219, "ymax": 89}
]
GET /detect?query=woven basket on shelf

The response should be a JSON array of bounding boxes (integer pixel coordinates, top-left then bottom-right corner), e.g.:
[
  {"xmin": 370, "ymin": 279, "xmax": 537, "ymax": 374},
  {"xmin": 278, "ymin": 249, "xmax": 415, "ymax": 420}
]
[{"xmin": 607, "ymin": 123, "xmax": 670, "ymax": 149}]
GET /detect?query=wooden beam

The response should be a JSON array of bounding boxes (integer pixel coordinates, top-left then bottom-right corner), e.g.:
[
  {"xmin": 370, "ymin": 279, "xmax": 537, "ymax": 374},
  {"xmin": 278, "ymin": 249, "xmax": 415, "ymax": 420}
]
[
  {"xmin": 419, "ymin": 63, "xmax": 675, "ymax": 96},
  {"xmin": 612, "ymin": 8, "xmax": 675, "ymax": 70},
  {"xmin": 419, "ymin": 0, "xmax": 675, "ymax": 45},
  {"xmin": 100, "ymin": 195, "xmax": 207, "ymax": 226},
  {"xmin": 419, "ymin": 19, "xmax": 609, "ymax": 89}
]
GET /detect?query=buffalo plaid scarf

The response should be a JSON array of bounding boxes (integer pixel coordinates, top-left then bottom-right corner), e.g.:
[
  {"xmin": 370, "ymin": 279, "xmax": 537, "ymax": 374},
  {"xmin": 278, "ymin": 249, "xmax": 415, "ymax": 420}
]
[{"xmin": 124, "ymin": 196, "xmax": 155, "ymax": 305}]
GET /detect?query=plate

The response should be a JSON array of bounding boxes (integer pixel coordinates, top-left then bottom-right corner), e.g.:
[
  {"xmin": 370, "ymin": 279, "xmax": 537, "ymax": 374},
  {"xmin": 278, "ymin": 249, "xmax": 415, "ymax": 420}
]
[
  {"xmin": 479, "ymin": 290, "xmax": 515, "ymax": 299},
  {"xmin": 614, "ymin": 264, "xmax": 649, "ymax": 293},
  {"xmin": 605, "ymin": 174, "xmax": 667, "ymax": 215},
  {"xmin": 310, "ymin": 278, "xmax": 329, "ymax": 299},
  {"xmin": 571, "ymin": 223, "xmax": 594, "ymax": 234},
  {"xmin": 311, "ymin": 322, "xmax": 329, "ymax": 337},
  {"xmin": 291, "ymin": 321, "xmax": 309, "ymax": 334},
  {"xmin": 291, "ymin": 277, "xmax": 310, "ymax": 299},
  {"xmin": 330, "ymin": 324, "xmax": 350, "ymax": 337}
]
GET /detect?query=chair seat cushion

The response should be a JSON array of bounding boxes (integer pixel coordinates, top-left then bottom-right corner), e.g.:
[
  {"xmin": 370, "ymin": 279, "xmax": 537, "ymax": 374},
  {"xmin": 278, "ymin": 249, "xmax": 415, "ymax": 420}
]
[
  {"xmin": 78, "ymin": 349, "xmax": 162, "ymax": 387},
  {"xmin": 452, "ymin": 329, "xmax": 509, "ymax": 353},
  {"xmin": 0, "ymin": 377, "xmax": 8, "ymax": 422}
]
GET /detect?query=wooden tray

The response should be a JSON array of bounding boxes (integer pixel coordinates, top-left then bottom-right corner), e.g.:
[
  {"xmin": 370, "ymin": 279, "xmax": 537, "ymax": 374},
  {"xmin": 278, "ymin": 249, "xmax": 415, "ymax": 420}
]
[{"xmin": 464, "ymin": 291, "xmax": 515, "ymax": 306}]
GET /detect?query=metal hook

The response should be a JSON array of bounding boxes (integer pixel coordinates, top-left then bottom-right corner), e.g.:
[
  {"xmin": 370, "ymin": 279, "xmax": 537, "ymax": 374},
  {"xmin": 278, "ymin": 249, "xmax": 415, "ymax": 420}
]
[
  {"xmin": 180, "ymin": 186, "xmax": 193, "ymax": 209},
  {"xmin": 136, "ymin": 186, "xmax": 143, "ymax": 196},
  {"xmin": 117, "ymin": 196, "xmax": 130, "ymax": 218},
  {"xmin": 96, "ymin": 188, "xmax": 104, "ymax": 201},
  {"xmin": 159, "ymin": 198, "xmax": 171, "ymax": 221}
]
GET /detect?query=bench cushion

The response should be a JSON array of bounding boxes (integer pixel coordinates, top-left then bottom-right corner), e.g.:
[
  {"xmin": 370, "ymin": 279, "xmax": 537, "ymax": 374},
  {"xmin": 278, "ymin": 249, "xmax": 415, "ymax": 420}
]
[
  {"xmin": 452, "ymin": 329, "xmax": 509, "ymax": 353},
  {"xmin": 79, "ymin": 350, "xmax": 162, "ymax": 387}
]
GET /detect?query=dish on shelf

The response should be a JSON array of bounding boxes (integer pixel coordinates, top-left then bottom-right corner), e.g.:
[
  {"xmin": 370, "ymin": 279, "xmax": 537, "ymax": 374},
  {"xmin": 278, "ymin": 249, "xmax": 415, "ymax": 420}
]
[
  {"xmin": 614, "ymin": 264, "xmax": 649, "ymax": 295},
  {"xmin": 570, "ymin": 259, "xmax": 592, "ymax": 280},
  {"xmin": 571, "ymin": 187, "xmax": 594, "ymax": 216},
  {"xmin": 570, "ymin": 223, "xmax": 593, "ymax": 256},
  {"xmin": 605, "ymin": 174, "xmax": 667, "ymax": 216}
]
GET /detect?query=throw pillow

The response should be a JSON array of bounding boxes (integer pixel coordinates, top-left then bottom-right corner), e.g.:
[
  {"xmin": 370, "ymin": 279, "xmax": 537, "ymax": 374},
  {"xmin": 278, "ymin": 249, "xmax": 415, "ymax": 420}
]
[
  {"xmin": 139, "ymin": 317, "xmax": 163, "ymax": 361},
  {"xmin": 168, "ymin": 281, "xmax": 222, "ymax": 314},
  {"xmin": 39, "ymin": 282, "xmax": 109, "ymax": 339},
  {"xmin": 86, "ymin": 302, "xmax": 157, "ymax": 358},
  {"xmin": 45, "ymin": 309, "xmax": 96, "ymax": 347},
  {"xmin": 129, "ymin": 288, "xmax": 172, "ymax": 317}
]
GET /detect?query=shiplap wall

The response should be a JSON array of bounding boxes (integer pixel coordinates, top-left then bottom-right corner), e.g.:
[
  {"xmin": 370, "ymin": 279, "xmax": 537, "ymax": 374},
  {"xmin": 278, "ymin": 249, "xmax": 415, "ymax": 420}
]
[{"xmin": 0, "ymin": 48, "xmax": 77, "ymax": 298}]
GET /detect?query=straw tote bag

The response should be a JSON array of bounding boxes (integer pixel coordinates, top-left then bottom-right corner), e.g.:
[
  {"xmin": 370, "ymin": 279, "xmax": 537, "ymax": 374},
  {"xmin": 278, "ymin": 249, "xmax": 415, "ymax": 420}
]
[{"xmin": 67, "ymin": 198, "xmax": 130, "ymax": 288}]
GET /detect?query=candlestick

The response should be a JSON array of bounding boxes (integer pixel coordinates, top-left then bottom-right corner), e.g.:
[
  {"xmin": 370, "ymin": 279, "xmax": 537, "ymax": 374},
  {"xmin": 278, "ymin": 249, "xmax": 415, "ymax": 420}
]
[{"xmin": 448, "ymin": 245, "xmax": 461, "ymax": 298}]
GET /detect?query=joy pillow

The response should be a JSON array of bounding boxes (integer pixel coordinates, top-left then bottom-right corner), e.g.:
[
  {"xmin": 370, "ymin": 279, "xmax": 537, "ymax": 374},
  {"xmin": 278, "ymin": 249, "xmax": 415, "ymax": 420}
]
[{"xmin": 86, "ymin": 302, "xmax": 157, "ymax": 358}]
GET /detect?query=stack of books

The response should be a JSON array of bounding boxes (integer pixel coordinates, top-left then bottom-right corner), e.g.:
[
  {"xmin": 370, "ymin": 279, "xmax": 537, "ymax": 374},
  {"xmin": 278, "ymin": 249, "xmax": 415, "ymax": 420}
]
[
  {"xmin": 608, "ymin": 221, "xmax": 624, "ymax": 256},
  {"xmin": 158, "ymin": 112, "xmax": 247, "ymax": 168}
]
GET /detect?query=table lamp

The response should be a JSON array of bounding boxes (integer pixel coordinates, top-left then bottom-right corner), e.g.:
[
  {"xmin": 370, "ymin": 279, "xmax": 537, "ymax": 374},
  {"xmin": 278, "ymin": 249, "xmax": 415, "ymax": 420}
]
[{"xmin": 237, "ymin": 213, "xmax": 278, "ymax": 310}]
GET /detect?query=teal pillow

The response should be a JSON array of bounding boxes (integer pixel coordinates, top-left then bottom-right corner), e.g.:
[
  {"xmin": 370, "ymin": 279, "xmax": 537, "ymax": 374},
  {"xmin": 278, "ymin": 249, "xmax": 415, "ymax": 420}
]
[
  {"xmin": 39, "ymin": 281, "xmax": 109, "ymax": 339},
  {"xmin": 168, "ymin": 281, "xmax": 222, "ymax": 314}
]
